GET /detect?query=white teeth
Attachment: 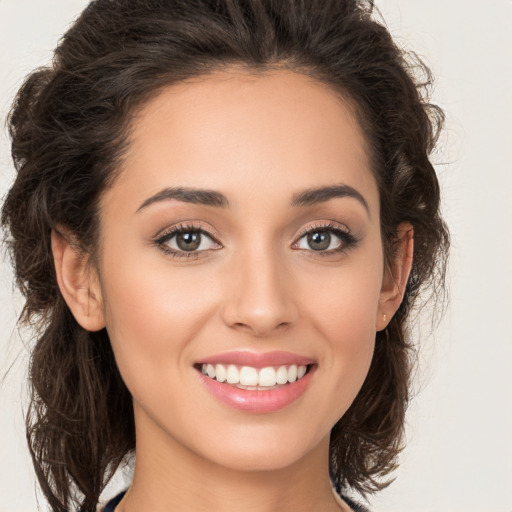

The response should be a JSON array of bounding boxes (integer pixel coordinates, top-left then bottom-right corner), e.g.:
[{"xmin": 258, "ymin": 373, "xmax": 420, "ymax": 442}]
[
  {"xmin": 200, "ymin": 363, "xmax": 309, "ymax": 387},
  {"xmin": 288, "ymin": 364, "xmax": 298, "ymax": 382},
  {"xmin": 215, "ymin": 364, "xmax": 226, "ymax": 382},
  {"xmin": 240, "ymin": 366, "xmax": 259, "ymax": 386},
  {"xmin": 258, "ymin": 366, "xmax": 276, "ymax": 387},
  {"xmin": 276, "ymin": 366, "xmax": 288, "ymax": 385},
  {"xmin": 226, "ymin": 364, "xmax": 239, "ymax": 384},
  {"xmin": 206, "ymin": 364, "xmax": 215, "ymax": 379}
]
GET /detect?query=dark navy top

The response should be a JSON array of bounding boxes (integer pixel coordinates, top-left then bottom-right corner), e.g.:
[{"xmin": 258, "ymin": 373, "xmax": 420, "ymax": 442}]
[
  {"xmin": 101, "ymin": 490, "xmax": 369, "ymax": 511},
  {"xmin": 102, "ymin": 491, "xmax": 125, "ymax": 512}
]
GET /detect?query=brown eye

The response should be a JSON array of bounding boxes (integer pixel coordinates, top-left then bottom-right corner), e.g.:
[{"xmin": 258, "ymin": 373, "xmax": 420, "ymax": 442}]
[
  {"xmin": 156, "ymin": 227, "xmax": 220, "ymax": 255},
  {"xmin": 296, "ymin": 229, "xmax": 343, "ymax": 252},
  {"xmin": 176, "ymin": 231, "xmax": 202, "ymax": 251},
  {"xmin": 293, "ymin": 224, "xmax": 358, "ymax": 256},
  {"xmin": 307, "ymin": 231, "xmax": 331, "ymax": 251}
]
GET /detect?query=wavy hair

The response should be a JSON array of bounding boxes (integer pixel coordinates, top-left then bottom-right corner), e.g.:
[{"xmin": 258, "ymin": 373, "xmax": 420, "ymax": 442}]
[{"xmin": 1, "ymin": 0, "xmax": 449, "ymax": 510}]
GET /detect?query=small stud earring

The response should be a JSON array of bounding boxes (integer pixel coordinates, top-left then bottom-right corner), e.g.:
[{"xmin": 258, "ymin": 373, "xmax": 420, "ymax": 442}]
[{"xmin": 383, "ymin": 313, "xmax": 387, "ymax": 322}]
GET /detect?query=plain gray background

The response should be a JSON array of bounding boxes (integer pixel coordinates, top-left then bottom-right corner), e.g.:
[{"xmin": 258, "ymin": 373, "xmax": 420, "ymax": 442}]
[{"xmin": 1, "ymin": 1, "xmax": 511, "ymax": 511}]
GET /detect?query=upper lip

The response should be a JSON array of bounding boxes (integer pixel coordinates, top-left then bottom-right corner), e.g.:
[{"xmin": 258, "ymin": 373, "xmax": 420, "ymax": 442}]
[{"xmin": 195, "ymin": 350, "xmax": 316, "ymax": 368}]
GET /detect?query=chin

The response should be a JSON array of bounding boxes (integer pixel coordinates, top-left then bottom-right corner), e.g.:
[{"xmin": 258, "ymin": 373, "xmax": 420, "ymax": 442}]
[
  {"xmin": 190, "ymin": 423, "xmax": 327, "ymax": 474},
  {"xmin": 208, "ymin": 448, "xmax": 309, "ymax": 473}
]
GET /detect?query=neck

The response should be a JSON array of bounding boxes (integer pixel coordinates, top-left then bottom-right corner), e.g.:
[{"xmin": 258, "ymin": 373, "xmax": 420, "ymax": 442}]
[{"xmin": 117, "ymin": 409, "xmax": 346, "ymax": 512}]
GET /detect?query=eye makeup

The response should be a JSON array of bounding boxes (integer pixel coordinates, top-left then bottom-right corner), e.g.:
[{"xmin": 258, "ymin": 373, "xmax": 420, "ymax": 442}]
[
  {"xmin": 153, "ymin": 222, "xmax": 222, "ymax": 259},
  {"xmin": 152, "ymin": 218, "xmax": 359, "ymax": 261},
  {"xmin": 292, "ymin": 221, "xmax": 360, "ymax": 258}
]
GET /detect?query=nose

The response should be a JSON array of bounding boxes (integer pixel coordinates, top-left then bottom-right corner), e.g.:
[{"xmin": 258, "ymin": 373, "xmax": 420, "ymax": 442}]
[{"xmin": 221, "ymin": 246, "xmax": 298, "ymax": 337}]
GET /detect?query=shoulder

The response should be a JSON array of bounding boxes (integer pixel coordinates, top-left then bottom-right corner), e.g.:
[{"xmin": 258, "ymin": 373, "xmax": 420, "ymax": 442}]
[
  {"xmin": 98, "ymin": 490, "xmax": 127, "ymax": 512},
  {"xmin": 333, "ymin": 490, "xmax": 371, "ymax": 512},
  {"xmin": 342, "ymin": 495, "xmax": 371, "ymax": 512}
]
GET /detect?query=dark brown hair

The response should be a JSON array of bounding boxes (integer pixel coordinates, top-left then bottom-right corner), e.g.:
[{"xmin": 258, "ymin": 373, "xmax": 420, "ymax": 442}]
[{"xmin": 1, "ymin": 0, "xmax": 449, "ymax": 510}]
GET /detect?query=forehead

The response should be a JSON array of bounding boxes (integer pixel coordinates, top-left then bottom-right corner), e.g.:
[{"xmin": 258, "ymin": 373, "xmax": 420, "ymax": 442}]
[{"xmin": 108, "ymin": 68, "xmax": 378, "ymax": 214}]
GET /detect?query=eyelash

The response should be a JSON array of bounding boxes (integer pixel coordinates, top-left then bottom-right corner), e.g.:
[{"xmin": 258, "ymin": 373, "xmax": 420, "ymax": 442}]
[
  {"xmin": 153, "ymin": 222, "xmax": 358, "ymax": 259},
  {"xmin": 154, "ymin": 223, "xmax": 221, "ymax": 260},
  {"xmin": 292, "ymin": 222, "xmax": 359, "ymax": 257}
]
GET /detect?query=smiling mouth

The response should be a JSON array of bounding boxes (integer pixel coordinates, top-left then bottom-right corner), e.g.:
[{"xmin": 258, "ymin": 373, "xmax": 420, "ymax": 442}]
[{"xmin": 195, "ymin": 363, "xmax": 312, "ymax": 390}]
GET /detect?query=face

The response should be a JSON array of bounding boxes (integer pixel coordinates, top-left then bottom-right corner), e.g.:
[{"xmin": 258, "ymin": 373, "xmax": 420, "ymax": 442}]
[{"xmin": 93, "ymin": 69, "xmax": 388, "ymax": 472}]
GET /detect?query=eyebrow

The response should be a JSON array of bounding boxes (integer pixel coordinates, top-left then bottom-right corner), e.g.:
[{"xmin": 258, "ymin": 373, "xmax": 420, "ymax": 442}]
[
  {"xmin": 136, "ymin": 183, "xmax": 369, "ymax": 213},
  {"xmin": 291, "ymin": 184, "xmax": 369, "ymax": 213},
  {"xmin": 137, "ymin": 187, "xmax": 229, "ymax": 212}
]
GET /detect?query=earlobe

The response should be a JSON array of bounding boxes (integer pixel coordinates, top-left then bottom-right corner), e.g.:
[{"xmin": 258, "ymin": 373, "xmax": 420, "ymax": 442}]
[
  {"xmin": 51, "ymin": 228, "xmax": 106, "ymax": 332},
  {"xmin": 376, "ymin": 223, "xmax": 414, "ymax": 331}
]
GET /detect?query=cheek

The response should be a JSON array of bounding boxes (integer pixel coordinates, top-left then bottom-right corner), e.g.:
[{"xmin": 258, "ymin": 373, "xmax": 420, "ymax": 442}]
[
  {"xmin": 299, "ymin": 256, "xmax": 383, "ymax": 411},
  {"xmin": 99, "ymin": 256, "xmax": 218, "ymax": 392},
  {"xmin": 303, "ymin": 251, "xmax": 383, "ymax": 343}
]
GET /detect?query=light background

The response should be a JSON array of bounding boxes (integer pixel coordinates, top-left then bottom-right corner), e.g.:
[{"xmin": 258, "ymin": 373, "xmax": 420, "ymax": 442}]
[{"xmin": 0, "ymin": 1, "xmax": 511, "ymax": 511}]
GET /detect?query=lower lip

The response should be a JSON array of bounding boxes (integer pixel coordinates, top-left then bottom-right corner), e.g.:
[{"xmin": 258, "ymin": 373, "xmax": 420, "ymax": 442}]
[{"xmin": 197, "ymin": 367, "xmax": 315, "ymax": 413}]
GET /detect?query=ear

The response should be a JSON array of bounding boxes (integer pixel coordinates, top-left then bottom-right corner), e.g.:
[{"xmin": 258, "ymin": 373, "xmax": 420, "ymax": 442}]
[
  {"xmin": 51, "ymin": 227, "xmax": 106, "ymax": 332},
  {"xmin": 376, "ymin": 223, "xmax": 414, "ymax": 331}
]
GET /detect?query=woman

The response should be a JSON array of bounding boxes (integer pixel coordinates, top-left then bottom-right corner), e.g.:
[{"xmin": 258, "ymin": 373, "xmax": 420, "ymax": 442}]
[{"xmin": 1, "ymin": 0, "xmax": 449, "ymax": 511}]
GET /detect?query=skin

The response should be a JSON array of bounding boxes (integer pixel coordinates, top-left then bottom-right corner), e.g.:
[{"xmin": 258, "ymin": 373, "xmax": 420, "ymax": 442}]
[{"xmin": 52, "ymin": 69, "xmax": 412, "ymax": 512}]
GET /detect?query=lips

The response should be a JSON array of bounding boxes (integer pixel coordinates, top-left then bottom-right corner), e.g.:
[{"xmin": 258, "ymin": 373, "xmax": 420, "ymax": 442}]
[
  {"xmin": 196, "ymin": 350, "xmax": 315, "ymax": 367},
  {"xmin": 195, "ymin": 351, "xmax": 316, "ymax": 412}
]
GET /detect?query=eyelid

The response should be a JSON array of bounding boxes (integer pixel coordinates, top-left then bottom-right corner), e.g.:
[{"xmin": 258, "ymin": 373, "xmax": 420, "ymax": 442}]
[
  {"xmin": 294, "ymin": 220, "xmax": 351, "ymax": 240},
  {"xmin": 291, "ymin": 220, "xmax": 359, "ymax": 255},
  {"xmin": 153, "ymin": 221, "xmax": 222, "ymax": 258},
  {"xmin": 154, "ymin": 221, "xmax": 220, "ymax": 242}
]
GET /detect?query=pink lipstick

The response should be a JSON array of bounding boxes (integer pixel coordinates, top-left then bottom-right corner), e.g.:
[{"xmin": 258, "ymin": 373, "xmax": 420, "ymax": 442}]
[{"xmin": 195, "ymin": 351, "xmax": 316, "ymax": 413}]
